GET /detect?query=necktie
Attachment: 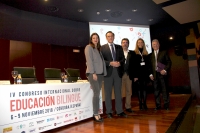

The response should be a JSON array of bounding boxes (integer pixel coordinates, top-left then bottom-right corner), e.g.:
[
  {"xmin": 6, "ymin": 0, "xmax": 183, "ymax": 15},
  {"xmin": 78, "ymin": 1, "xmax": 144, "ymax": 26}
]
[
  {"xmin": 110, "ymin": 44, "xmax": 116, "ymax": 61},
  {"xmin": 155, "ymin": 50, "xmax": 158, "ymax": 70}
]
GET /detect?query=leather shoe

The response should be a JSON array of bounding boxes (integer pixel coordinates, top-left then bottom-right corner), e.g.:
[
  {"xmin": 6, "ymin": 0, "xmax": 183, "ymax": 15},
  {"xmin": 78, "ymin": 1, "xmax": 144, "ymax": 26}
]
[
  {"xmin": 107, "ymin": 113, "xmax": 113, "ymax": 118},
  {"xmin": 93, "ymin": 115, "xmax": 103, "ymax": 122},
  {"xmin": 126, "ymin": 108, "xmax": 134, "ymax": 113},
  {"xmin": 117, "ymin": 112, "xmax": 127, "ymax": 117},
  {"xmin": 143, "ymin": 104, "xmax": 148, "ymax": 110},
  {"xmin": 154, "ymin": 106, "xmax": 161, "ymax": 111},
  {"xmin": 165, "ymin": 107, "xmax": 169, "ymax": 110}
]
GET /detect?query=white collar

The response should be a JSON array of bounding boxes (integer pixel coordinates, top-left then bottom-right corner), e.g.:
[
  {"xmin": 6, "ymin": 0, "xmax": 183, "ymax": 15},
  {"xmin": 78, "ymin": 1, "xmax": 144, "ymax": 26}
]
[{"xmin": 124, "ymin": 49, "xmax": 129, "ymax": 53}]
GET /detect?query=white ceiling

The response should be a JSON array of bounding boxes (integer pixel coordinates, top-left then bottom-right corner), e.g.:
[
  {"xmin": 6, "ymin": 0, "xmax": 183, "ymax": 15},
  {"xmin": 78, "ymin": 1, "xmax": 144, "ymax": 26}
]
[
  {"xmin": 153, "ymin": 0, "xmax": 170, "ymax": 4},
  {"xmin": 153, "ymin": 0, "xmax": 200, "ymax": 24}
]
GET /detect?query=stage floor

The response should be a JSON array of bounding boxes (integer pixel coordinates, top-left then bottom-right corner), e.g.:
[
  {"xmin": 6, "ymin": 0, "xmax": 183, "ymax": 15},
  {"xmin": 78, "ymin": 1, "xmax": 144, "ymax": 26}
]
[{"xmin": 43, "ymin": 93, "xmax": 191, "ymax": 133}]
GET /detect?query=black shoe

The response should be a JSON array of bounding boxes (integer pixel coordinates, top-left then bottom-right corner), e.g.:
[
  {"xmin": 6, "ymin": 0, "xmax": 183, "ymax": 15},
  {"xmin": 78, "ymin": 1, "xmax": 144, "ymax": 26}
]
[
  {"xmin": 117, "ymin": 112, "xmax": 127, "ymax": 117},
  {"xmin": 126, "ymin": 108, "xmax": 134, "ymax": 113},
  {"xmin": 93, "ymin": 115, "xmax": 103, "ymax": 122},
  {"xmin": 165, "ymin": 107, "xmax": 169, "ymax": 110},
  {"xmin": 154, "ymin": 106, "xmax": 161, "ymax": 111},
  {"xmin": 107, "ymin": 113, "xmax": 113, "ymax": 118},
  {"xmin": 143, "ymin": 104, "xmax": 148, "ymax": 110},
  {"xmin": 139, "ymin": 103, "xmax": 143, "ymax": 110},
  {"xmin": 164, "ymin": 104, "xmax": 169, "ymax": 110}
]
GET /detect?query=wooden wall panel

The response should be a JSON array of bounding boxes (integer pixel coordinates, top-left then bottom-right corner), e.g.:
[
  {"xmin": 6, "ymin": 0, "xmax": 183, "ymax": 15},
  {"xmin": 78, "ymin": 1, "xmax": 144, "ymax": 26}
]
[
  {"xmin": 9, "ymin": 40, "xmax": 32, "ymax": 83},
  {"xmin": 32, "ymin": 43, "xmax": 51, "ymax": 83},
  {"xmin": 0, "ymin": 39, "xmax": 10, "ymax": 80},
  {"xmin": 9, "ymin": 40, "xmax": 32, "ymax": 66},
  {"xmin": 168, "ymin": 47, "xmax": 190, "ymax": 87},
  {"xmin": 66, "ymin": 47, "xmax": 86, "ymax": 79},
  {"xmin": 50, "ymin": 45, "xmax": 67, "ymax": 72}
]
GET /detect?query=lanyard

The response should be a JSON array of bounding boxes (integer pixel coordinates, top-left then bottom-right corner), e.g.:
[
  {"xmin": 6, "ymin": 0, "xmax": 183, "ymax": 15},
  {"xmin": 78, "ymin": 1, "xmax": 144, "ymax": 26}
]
[{"xmin": 139, "ymin": 51, "xmax": 144, "ymax": 62}]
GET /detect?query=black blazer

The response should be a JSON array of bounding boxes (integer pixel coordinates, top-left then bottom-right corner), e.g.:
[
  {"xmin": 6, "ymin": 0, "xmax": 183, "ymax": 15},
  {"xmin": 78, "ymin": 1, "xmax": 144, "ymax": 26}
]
[
  {"xmin": 149, "ymin": 50, "xmax": 172, "ymax": 78},
  {"xmin": 128, "ymin": 51, "xmax": 150, "ymax": 81},
  {"xmin": 124, "ymin": 50, "xmax": 134, "ymax": 75},
  {"xmin": 100, "ymin": 44, "xmax": 125, "ymax": 78}
]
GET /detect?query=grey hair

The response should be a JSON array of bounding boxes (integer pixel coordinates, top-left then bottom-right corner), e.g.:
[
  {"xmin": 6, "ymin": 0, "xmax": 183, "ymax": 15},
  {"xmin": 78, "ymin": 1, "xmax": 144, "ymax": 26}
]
[{"xmin": 152, "ymin": 39, "xmax": 160, "ymax": 44}]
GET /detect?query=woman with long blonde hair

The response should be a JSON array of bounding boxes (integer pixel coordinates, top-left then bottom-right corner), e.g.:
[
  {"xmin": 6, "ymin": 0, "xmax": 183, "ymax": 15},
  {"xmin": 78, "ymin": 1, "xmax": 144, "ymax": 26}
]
[{"xmin": 128, "ymin": 38, "xmax": 150, "ymax": 110}]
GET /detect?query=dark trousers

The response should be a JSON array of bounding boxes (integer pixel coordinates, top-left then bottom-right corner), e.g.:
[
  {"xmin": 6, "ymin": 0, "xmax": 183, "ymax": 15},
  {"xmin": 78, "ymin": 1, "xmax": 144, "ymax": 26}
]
[
  {"xmin": 104, "ymin": 68, "xmax": 123, "ymax": 114},
  {"xmin": 153, "ymin": 72, "xmax": 170, "ymax": 108},
  {"xmin": 88, "ymin": 74, "xmax": 103, "ymax": 115},
  {"xmin": 135, "ymin": 79, "xmax": 147, "ymax": 104}
]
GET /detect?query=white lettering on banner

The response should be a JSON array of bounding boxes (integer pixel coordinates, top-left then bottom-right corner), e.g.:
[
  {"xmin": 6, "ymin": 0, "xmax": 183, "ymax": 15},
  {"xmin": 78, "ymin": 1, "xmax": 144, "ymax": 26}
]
[{"xmin": 0, "ymin": 83, "xmax": 102, "ymax": 133}]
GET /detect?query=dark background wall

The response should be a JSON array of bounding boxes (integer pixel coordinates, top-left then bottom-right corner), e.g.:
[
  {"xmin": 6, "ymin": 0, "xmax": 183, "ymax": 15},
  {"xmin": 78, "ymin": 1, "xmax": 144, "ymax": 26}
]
[
  {"xmin": 0, "ymin": 37, "xmax": 191, "ymax": 90},
  {"xmin": 0, "ymin": 39, "xmax": 86, "ymax": 83},
  {"xmin": 0, "ymin": 3, "xmax": 89, "ymax": 47}
]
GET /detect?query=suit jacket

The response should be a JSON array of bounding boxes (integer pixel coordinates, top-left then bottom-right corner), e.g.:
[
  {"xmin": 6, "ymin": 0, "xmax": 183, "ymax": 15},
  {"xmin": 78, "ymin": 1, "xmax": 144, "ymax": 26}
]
[
  {"xmin": 100, "ymin": 44, "xmax": 125, "ymax": 78},
  {"xmin": 149, "ymin": 50, "xmax": 172, "ymax": 78},
  {"xmin": 128, "ymin": 51, "xmax": 150, "ymax": 81},
  {"xmin": 85, "ymin": 45, "xmax": 107, "ymax": 76},
  {"xmin": 124, "ymin": 50, "xmax": 134, "ymax": 75}
]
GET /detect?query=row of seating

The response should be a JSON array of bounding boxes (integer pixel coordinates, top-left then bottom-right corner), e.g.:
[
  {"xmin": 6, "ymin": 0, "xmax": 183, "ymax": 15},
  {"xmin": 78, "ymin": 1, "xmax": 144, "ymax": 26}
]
[{"xmin": 13, "ymin": 67, "xmax": 80, "ymax": 84}]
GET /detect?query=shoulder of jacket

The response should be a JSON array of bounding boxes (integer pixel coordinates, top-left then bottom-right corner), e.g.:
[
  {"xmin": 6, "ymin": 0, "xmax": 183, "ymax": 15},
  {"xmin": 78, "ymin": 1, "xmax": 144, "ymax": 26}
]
[
  {"xmin": 101, "ymin": 44, "xmax": 108, "ymax": 48},
  {"xmin": 159, "ymin": 50, "xmax": 167, "ymax": 54},
  {"xmin": 129, "ymin": 50, "xmax": 134, "ymax": 52},
  {"xmin": 115, "ymin": 44, "xmax": 121, "ymax": 47},
  {"xmin": 85, "ymin": 44, "xmax": 92, "ymax": 48},
  {"xmin": 149, "ymin": 52, "xmax": 154, "ymax": 56},
  {"xmin": 85, "ymin": 45, "xmax": 93, "ymax": 50}
]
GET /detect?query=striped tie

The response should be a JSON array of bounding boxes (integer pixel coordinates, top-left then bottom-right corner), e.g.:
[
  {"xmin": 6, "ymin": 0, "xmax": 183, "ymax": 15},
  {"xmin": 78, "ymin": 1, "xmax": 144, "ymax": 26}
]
[{"xmin": 110, "ymin": 44, "xmax": 116, "ymax": 61}]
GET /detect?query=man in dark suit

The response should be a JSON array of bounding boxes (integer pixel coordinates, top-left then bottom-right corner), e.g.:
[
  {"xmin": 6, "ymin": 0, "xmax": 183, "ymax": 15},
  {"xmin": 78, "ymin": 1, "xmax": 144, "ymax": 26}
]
[
  {"xmin": 121, "ymin": 38, "xmax": 134, "ymax": 113},
  {"xmin": 149, "ymin": 39, "xmax": 172, "ymax": 110},
  {"xmin": 100, "ymin": 31, "xmax": 127, "ymax": 118}
]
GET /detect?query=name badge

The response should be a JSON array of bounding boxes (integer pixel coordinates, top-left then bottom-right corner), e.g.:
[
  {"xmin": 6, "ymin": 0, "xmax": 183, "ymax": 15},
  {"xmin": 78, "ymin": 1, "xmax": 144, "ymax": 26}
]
[{"xmin": 140, "ymin": 62, "xmax": 145, "ymax": 66}]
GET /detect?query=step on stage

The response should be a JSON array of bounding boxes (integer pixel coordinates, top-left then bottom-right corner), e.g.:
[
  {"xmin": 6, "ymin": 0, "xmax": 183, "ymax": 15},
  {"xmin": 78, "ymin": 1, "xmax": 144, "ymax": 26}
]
[{"xmin": 43, "ymin": 94, "xmax": 192, "ymax": 133}]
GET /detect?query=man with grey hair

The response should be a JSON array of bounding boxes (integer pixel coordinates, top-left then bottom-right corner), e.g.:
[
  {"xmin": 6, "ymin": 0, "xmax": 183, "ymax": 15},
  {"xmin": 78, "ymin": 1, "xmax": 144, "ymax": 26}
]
[{"xmin": 149, "ymin": 39, "xmax": 172, "ymax": 110}]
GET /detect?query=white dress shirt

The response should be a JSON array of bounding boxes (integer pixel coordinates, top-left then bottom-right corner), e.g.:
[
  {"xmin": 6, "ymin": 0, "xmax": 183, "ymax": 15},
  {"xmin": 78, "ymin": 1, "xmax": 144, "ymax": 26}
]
[{"xmin": 123, "ymin": 50, "xmax": 129, "ymax": 64}]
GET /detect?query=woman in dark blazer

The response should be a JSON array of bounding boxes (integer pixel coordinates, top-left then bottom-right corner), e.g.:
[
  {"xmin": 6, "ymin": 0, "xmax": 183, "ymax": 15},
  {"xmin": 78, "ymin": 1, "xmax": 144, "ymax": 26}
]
[
  {"xmin": 129, "ymin": 38, "xmax": 150, "ymax": 110},
  {"xmin": 84, "ymin": 33, "xmax": 107, "ymax": 122}
]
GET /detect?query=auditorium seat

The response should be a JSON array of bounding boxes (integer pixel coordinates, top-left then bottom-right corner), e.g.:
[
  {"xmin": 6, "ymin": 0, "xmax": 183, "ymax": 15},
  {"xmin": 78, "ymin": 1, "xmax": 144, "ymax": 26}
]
[
  {"xmin": 13, "ymin": 67, "xmax": 37, "ymax": 84},
  {"xmin": 44, "ymin": 68, "xmax": 61, "ymax": 81},
  {"xmin": 64, "ymin": 68, "xmax": 80, "ymax": 82}
]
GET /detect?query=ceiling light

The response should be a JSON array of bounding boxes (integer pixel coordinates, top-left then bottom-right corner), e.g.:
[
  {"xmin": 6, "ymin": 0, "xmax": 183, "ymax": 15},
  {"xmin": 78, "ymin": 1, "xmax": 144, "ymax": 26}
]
[
  {"xmin": 44, "ymin": 0, "xmax": 48, "ymax": 1},
  {"xmin": 132, "ymin": 9, "xmax": 137, "ymax": 12},
  {"xmin": 78, "ymin": 9, "xmax": 84, "ymax": 12},
  {"xmin": 105, "ymin": 9, "xmax": 111, "ymax": 12},
  {"xmin": 126, "ymin": 19, "xmax": 131, "ymax": 21},
  {"xmin": 103, "ymin": 19, "xmax": 108, "ymax": 21},
  {"xmin": 149, "ymin": 19, "xmax": 153, "ymax": 21},
  {"xmin": 97, "ymin": 11, "xmax": 100, "ymax": 15}
]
